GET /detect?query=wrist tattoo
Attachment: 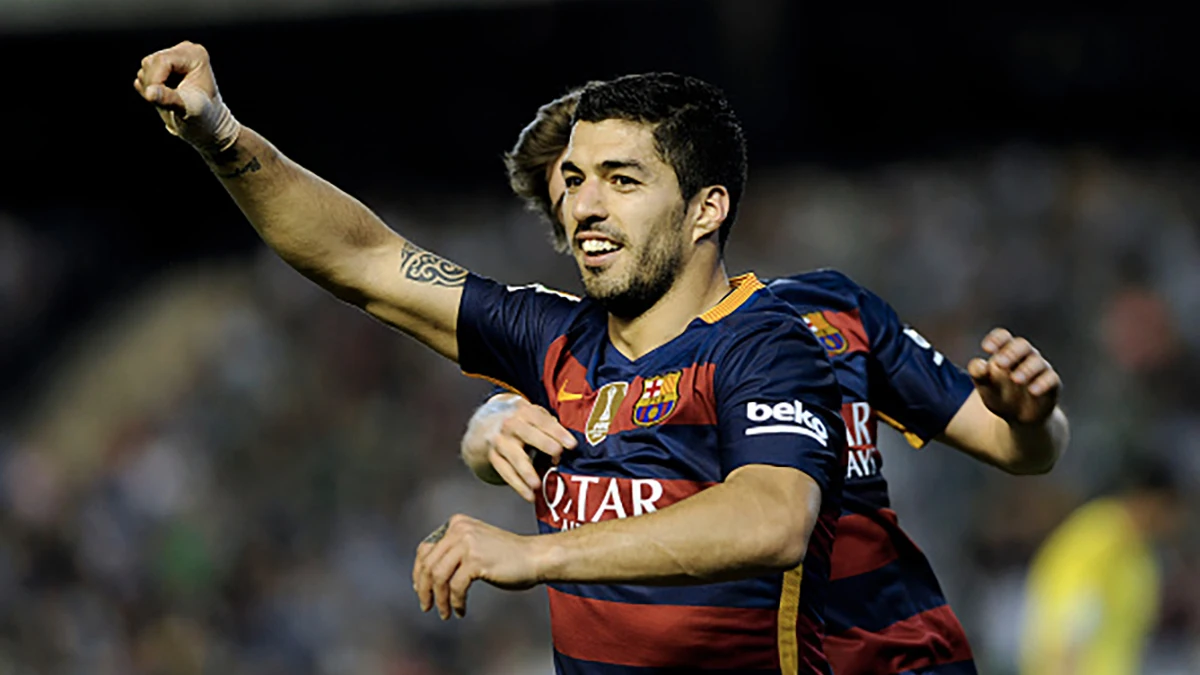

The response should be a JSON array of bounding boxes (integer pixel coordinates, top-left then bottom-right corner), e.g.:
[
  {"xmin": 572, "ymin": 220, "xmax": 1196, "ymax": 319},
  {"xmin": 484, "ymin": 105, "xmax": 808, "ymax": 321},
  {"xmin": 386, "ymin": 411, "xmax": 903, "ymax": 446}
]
[
  {"xmin": 400, "ymin": 241, "xmax": 467, "ymax": 287},
  {"xmin": 217, "ymin": 156, "xmax": 261, "ymax": 179}
]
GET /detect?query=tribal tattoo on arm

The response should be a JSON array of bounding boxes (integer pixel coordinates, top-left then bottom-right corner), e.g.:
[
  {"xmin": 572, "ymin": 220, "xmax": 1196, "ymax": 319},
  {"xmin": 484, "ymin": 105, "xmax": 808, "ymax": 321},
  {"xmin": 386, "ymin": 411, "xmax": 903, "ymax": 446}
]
[{"xmin": 400, "ymin": 241, "xmax": 468, "ymax": 287}]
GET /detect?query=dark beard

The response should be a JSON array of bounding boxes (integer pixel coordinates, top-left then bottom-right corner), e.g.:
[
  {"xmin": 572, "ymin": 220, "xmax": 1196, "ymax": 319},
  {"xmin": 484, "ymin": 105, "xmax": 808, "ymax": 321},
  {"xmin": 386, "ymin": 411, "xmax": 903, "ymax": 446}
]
[
  {"xmin": 587, "ymin": 222, "xmax": 685, "ymax": 320},
  {"xmin": 592, "ymin": 260, "xmax": 677, "ymax": 319}
]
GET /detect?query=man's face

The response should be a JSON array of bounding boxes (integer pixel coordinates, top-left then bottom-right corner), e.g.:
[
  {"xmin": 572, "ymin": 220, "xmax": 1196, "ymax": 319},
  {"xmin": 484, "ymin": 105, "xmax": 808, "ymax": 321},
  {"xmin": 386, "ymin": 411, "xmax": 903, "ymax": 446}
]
[{"xmin": 559, "ymin": 119, "xmax": 688, "ymax": 319}]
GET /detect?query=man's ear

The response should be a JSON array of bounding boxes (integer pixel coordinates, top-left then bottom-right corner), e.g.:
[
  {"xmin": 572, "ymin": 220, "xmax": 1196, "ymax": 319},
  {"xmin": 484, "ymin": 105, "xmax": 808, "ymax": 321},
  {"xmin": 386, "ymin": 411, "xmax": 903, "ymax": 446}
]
[{"xmin": 690, "ymin": 185, "xmax": 729, "ymax": 243}]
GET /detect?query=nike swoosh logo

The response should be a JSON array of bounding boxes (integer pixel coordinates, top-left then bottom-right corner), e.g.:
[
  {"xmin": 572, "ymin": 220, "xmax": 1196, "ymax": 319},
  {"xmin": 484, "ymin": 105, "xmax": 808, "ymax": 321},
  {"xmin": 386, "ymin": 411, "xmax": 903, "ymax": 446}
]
[{"xmin": 557, "ymin": 380, "xmax": 584, "ymax": 402}]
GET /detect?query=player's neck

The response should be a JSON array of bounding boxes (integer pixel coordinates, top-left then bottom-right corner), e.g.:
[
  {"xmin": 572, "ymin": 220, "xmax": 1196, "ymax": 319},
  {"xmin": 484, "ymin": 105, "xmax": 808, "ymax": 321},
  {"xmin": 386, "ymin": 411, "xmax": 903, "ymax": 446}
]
[{"xmin": 607, "ymin": 257, "xmax": 731, "ymax": 361}]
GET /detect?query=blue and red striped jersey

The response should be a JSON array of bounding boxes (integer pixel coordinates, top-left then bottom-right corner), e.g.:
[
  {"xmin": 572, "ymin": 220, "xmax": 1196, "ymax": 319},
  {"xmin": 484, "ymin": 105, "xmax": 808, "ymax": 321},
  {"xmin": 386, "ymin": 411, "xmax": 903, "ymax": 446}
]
[
  {"xmin": 767, "ymin": 270, "xmax": 977, "ymax": 675},
  {"xmin": 458, "ymin": 272, "xmax": 848, "ymax": 674}
]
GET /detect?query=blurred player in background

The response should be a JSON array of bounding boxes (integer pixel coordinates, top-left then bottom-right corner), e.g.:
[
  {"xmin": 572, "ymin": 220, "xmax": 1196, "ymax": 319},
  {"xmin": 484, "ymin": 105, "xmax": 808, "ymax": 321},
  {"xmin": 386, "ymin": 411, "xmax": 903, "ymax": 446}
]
[
  {"xmin": 1019, "ymin": 457, "xmax": 1185, "ymax": 675},
  {"xmin": 461, "ymin": 86, "xmax": 1071, "ymax": 675},
  {"xmin": 135, "ymin": 43, "xmax": 852, "ymax": 673}
]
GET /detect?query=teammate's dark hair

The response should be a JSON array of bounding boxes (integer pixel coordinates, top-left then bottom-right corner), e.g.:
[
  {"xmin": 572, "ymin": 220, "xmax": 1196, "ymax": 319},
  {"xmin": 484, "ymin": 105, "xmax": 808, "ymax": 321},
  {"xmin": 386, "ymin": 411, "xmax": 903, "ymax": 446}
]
[
  {"xmin": 504, "ymin": 86, "xmax": 584, "ymax": 253},
  {"xmin": 573, "ymin": 72, "xmax": 748, "ymax": 250}
]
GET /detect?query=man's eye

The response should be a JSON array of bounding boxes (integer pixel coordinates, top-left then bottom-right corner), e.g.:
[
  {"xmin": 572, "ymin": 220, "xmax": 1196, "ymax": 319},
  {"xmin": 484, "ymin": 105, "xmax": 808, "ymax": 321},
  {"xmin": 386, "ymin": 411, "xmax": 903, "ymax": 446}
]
[
  {"xmin": 564, "ymin": 176, "xmax": 583, "ymax": 188},
  {"xmin": 613, "ymin": 175, "xmax": 639, "ymax": 186}
]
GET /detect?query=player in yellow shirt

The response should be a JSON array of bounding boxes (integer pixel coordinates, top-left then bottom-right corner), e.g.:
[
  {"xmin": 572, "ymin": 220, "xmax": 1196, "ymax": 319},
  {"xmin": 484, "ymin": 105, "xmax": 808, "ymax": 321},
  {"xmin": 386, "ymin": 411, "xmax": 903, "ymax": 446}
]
[{"xmin": 1020, "ymin": 459, "xmax": 1184, "ymax": 675}]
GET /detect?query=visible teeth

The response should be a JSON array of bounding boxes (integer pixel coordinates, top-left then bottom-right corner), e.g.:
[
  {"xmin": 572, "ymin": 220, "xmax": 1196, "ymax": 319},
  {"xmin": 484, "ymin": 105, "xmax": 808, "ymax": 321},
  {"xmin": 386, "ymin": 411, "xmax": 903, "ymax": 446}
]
[{"xmin": 581, "ymin": 239, "xmax": 620, "ymax": 254}]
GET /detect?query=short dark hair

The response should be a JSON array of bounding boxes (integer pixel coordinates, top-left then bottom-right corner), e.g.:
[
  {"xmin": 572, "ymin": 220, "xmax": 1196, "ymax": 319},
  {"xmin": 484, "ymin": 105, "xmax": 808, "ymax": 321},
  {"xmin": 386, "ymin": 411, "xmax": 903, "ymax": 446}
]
[
  {"xmin": 503, "ymin": 86, "xmax": 584, "ymax": 253},
  {"xmin": 573, "ymin": 72, "xmax": 748, "ymax": 250}
]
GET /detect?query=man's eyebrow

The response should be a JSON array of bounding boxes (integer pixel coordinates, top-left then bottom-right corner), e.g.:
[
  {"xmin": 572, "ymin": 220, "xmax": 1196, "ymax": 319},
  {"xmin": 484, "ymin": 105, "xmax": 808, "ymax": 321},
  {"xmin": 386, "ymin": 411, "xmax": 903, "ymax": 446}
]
[
  {"xmin": 560, "ymin": 159, "xmax": 649, "ymax": 175},
  {"xmin": 600, "ymin": 159, "xmax": 647, "ymax": 173}
]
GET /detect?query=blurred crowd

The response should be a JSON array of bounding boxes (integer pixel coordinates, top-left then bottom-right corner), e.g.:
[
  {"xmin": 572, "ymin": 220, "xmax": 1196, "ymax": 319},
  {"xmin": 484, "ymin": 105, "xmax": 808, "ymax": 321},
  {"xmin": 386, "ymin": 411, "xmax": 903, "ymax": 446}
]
[{"xmin": 0, "ymin": 143, "xmax": 1197, "ymax": 674}]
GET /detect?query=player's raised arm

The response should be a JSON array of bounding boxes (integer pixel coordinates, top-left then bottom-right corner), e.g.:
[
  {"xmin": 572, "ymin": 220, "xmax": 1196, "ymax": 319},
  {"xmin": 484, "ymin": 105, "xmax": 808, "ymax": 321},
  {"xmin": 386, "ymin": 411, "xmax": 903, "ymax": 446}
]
[
  {"xmin": 133, "ymin": 41, "xmax": 463, "ymax": 360},
  {"xmin": 842, "ymin": 274, "xmax": 1068, "ymax": 475}
]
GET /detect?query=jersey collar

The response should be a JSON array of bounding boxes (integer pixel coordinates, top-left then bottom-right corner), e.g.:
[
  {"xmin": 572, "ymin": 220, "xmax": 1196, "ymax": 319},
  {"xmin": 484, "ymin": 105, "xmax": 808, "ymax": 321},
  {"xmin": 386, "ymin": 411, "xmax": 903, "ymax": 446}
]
[{"xmin": 699, "ymin": 273, "xmax": 765, "ymax": 324}]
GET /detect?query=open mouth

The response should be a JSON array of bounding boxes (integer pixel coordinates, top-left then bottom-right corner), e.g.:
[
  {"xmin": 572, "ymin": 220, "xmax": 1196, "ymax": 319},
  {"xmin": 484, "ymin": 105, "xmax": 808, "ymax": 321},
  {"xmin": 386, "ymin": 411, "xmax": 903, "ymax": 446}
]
[{"xmin": 577, "ymin": 234, "xmax": 625, "ymax": 266}]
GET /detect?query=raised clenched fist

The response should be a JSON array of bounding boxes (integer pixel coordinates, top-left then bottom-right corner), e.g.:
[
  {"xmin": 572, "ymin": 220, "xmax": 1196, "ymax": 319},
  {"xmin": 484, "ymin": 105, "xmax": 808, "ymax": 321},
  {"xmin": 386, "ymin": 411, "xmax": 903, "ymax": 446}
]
[
  {"xmin": 967, "ymin": 327, "xmax": 1061, "ymax": 425},
  {"xmin": 133, "ymin": 41, "xmax": 240, "ymax": 155}
]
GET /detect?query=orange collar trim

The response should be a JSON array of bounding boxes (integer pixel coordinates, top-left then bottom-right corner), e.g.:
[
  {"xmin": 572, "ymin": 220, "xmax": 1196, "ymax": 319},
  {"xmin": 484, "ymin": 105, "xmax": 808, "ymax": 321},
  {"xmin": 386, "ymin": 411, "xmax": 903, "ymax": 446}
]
[{"xmin": 699, "ymin": 273, "xmax": 765, "ymax": 324}]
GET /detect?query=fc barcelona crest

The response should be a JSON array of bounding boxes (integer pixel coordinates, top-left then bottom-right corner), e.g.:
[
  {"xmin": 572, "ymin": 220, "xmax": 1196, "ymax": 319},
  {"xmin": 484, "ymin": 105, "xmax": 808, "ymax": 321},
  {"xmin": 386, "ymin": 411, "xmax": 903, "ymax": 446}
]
[
  {"xmin": 803, "ymin": 312, "xmax": 848, "ymax": 355},
  {"xmin": 633, "ymin": 371, "xmax": 682, "ymax": 426}
]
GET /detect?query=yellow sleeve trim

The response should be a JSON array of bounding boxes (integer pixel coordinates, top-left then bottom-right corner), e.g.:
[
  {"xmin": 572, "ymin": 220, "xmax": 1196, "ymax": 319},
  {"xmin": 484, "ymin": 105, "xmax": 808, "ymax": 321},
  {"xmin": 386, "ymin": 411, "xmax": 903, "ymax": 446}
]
[
  {"xmin": 777, "ymin": 563, "xmax": 803, "ymax": 675},
  {"xmin": 876, "ymin": 411, "xmax": 928, "ymax": 449}
]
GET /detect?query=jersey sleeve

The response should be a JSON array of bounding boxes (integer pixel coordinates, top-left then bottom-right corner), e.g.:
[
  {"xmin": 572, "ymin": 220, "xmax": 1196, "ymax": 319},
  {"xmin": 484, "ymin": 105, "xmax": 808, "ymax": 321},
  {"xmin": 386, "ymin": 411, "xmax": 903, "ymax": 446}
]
[
  {"xmin": 716, "ymin": 318, "xmax": 847, "ymax": 498},
  {"xmin": 858, "ymin": 285, "xmax": 975, "ymax": 448},
  {"xmin": 456, "ymin": 273, "xmax": 581, "ymax": 407}
]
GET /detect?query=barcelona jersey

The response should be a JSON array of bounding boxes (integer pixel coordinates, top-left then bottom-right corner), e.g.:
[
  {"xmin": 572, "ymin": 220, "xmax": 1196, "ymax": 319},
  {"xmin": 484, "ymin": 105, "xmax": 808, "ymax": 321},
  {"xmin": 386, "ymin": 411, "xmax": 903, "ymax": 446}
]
[
  {"xmin": 458, "ymin": 272, "xmax": 848, "ymax": 674},
  {"xmin": 768, "ymin": 270, "xmax": 977, "ymax": 675}
]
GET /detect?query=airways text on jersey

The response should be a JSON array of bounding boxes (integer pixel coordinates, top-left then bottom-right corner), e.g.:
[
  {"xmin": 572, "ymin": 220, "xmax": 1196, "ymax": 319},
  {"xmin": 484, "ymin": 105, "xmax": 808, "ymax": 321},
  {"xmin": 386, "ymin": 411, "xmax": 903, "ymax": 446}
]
[{"xmin": 842, "ymin": 402, "xmax": 881, "ymax": 481}]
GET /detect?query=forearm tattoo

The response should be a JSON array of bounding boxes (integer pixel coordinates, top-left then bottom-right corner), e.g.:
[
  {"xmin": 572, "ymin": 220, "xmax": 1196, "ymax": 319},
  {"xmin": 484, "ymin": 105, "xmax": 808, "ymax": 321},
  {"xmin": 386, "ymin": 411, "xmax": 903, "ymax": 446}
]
[
  {"xmin": 400, "ymin": 241, "xmax": 467, "ymax": 287},
  {"xmin": 216, "ymin": 156, "xmax": 262, "ymax": 179}
]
